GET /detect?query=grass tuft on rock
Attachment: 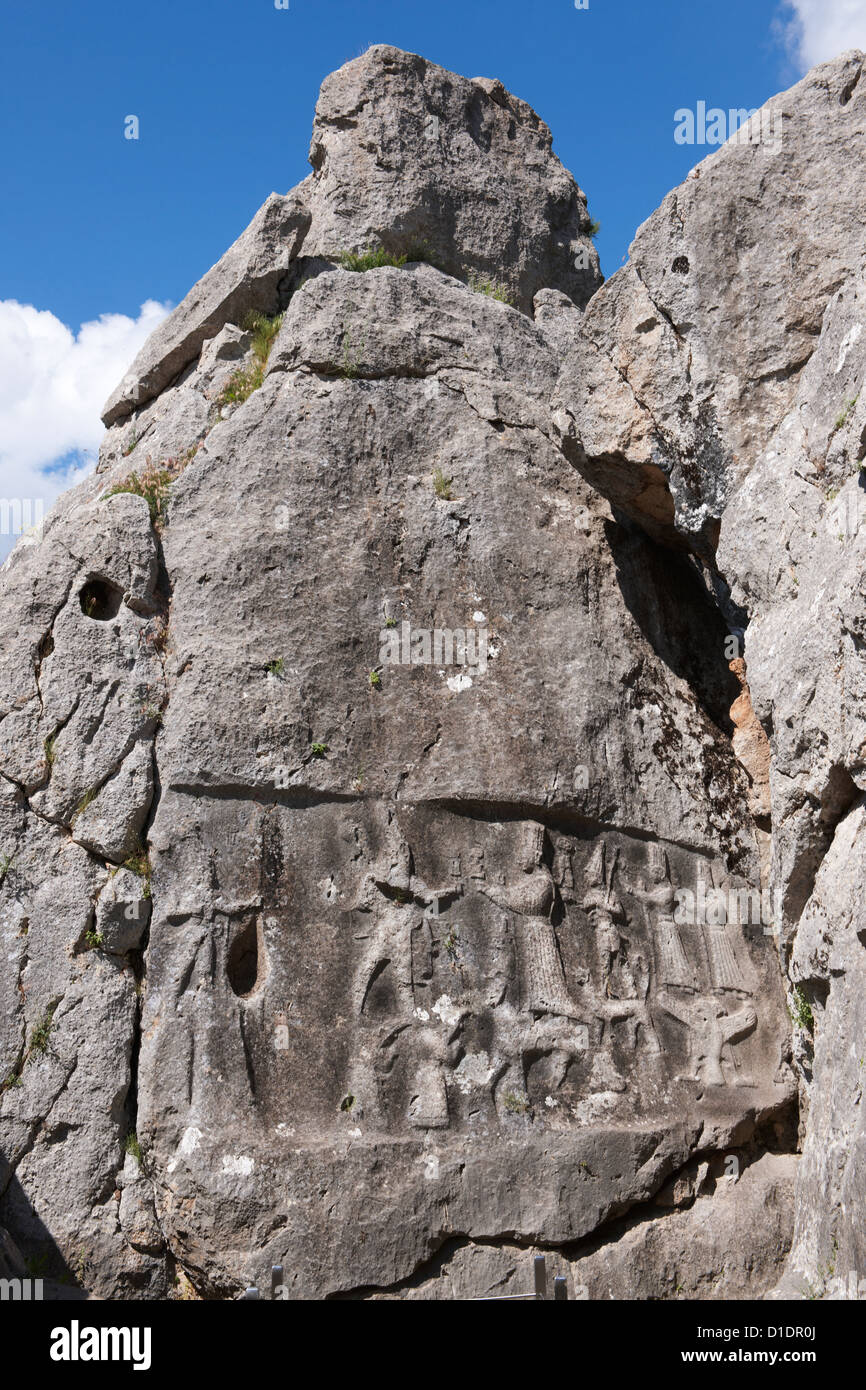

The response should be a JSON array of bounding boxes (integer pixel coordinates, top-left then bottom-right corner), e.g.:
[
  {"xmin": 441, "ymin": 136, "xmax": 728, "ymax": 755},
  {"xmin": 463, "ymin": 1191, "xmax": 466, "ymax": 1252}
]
[
  {"xmin": 30, "ymin": 1004, "xmax": 58, "ymax": 1055},
  {"xmin": 465, "ymin": 269, "xmax": 515, "ymax": 305},
  {"xmin": 104, "ymin": 466, "xmax": 174, "ymax": 527},
  {"xmin": 215, "ymin": 310, "xmax": 284, "ymax": 410},
  {"xmin": 340, "ymin": 247, "xmax": 408, "ymax": 272},
  {"xmin": 125, "ymin": 1130, "xmax": 143, "ymax": 1166},
  {"xmin": 789, "ymin": 985, "xmax": 814, "ymax": 1032},
  {"xmin": 432, "ymin": 467, "xmax": 454, "ymax": 500},
  {"xmin": 338, "ymin": 240, "xmax": 442, "ymax": 273}
]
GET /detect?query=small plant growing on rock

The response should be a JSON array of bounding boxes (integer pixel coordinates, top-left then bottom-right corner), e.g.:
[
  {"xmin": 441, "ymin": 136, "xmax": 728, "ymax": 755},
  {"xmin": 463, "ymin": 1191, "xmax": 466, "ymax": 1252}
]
[
  {"xmin": 466, "ymin": 269, "xmax": 515, "ymax": 305},
  {"xmin": 266, "ymin": 658, "xmax": 285, "ymax": 678},
  {"xmin": 123, "ymin": 840, "xmax": 152, "ymax": 891},
  {"xmin": 432, "ymin": 467, "xmax": 453, "ymax": 500},
  {"xmin": 834, "ymin": 396, "xmax": 858, "ymax": 431},
  {"xmin": 84, "ymin": 928, "xmax": 105, "ymax": 950},
  {"xmin": 339, "ymin": 1093, "xmax": 355, "ymax": 1112},
  {"xmin": 339, "ymin": 327, "xmax": 364, "ymax": 379},
  {"xmin": 311, "ymin": 742, "xmax": 328, "ymax": 758},
  {"xmin": 122, "ymin": 427, "xmax": 141, "ymax": 457},
  {"xmin": 338, "ymin": 241, "xmax": 441, "ymax": 273},
  {"xmin": 214, "ymin": 310, "xmax": 284, "ymax": 410},
  {"xmin": 30, "ymin": 1005, "xmax": 57, "ymax": 1056},
  {"xmin": 0, "ymin": 851, "xmax": 15, "ymax": 883},
  {"xmin": 403, "ymin": 239, "xmax": 444, "ymax": 268},
  {"xmin": 125, "ymin": 1130, "xmax": 143, "ymax": 1166},
  {"xmin": 384, "ymin": 616, "xmax": 398, "ymax": 629},
  {"xmin": 104, "ymin": 465, "xmax": 174, "ymax": 527},
  {"xmin": 216, "ymin": 360, "xmax": 264, "ymax": 407},
  {"xmin": 369, "ymin": 669, "xmax": 381, "ymax": 688},
  {"xmin": 587, "ymin": 218, "xmax": 601, "ymax": 238},
  {"xmin": 73, "ymin": 787, "xmax": 99, "ymax": 821},
  {"xmin": 246, "ymin": 309, "xmax": 283, "ymax": 361},
  {"xmin": 789, "ymin": 985, "xmax": 814, "ymax": 1032},
  {"xmin": 339, "ymin": 246, "xmax": 408, "ymax": 272}
]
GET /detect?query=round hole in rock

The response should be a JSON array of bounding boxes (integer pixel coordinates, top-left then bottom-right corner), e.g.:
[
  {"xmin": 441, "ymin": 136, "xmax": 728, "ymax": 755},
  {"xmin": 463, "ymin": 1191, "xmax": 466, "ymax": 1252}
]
[
  {"xmin": 671, "ymin": 255, "xmax": 690, "ymax": 275},
  {"xmin": 227, "ymin": 917, "xmax": 267, "ymax": 998},
  {"xmin": 79, "ymin": 578, "xmax": 124, "ymax": 621}
]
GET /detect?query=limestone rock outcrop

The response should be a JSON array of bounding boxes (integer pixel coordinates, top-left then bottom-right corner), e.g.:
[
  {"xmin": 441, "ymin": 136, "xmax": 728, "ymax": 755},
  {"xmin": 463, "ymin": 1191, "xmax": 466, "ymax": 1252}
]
[
  {"xmin": 358, "ymin": 1150, "xmax": 798, "ymax": 1300},
  {"xmin": 102, "ymin": 45, "xmax": 601, "ymax": 427},
  {"xmin": 560, "ymin": 51, "xmax": 866, "ymax": 1299},
  {"xmin": 1, "ymin": 43, "xmax": 862, "ymax": 1301},
  {"xmin": 556, "ymin": 51, "xmax": 866, "ymax": 555}
]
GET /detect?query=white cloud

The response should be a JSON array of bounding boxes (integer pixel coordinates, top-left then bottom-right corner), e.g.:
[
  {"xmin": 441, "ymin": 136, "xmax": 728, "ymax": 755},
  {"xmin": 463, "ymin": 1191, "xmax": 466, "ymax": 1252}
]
[
  {"xmin": 0, "ymin": 298, "xmax": 170, "ymax": 559},
  {"xmin": 777, "ymin": 0, "xmax": 866, "ymax": 71}
]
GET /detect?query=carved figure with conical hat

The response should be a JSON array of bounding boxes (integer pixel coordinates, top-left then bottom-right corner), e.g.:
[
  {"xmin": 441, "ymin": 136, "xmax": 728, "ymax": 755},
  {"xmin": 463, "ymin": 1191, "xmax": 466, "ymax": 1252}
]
[{"xmin": 479, "ymin": 823, "xmax": 576, "ymax": 1019}]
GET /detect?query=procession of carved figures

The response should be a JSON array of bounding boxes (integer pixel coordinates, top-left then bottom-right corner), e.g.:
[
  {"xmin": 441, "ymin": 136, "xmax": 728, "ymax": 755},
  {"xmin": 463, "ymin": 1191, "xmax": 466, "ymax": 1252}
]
[{"xmin": 343, "ymin": 822, "xmax": 762, "ymax": 1131}]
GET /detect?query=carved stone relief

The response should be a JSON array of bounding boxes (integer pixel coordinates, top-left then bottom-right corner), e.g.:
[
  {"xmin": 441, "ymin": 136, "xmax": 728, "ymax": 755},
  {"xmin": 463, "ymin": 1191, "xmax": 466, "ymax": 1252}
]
[{"xmin": 332, "ymin": 808, "xmax": 777, "ymax": 1134}]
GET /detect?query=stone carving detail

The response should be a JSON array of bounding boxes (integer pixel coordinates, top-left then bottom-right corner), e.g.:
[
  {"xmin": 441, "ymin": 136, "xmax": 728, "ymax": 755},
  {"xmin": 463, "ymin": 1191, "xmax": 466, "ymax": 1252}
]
[
  {"xmin": 552, "ymin": 840, "xmax": 574, "ymax": 894},
  {"xmin": 659, "ymin": 994, "xmax": 758, "ymax": 1088},
  {"xmin": 478, "ymin": 824, "xmax": 576, "ymax": 1020},
  {"xmin": 582, "ymin": 842, "xmax": 660, "ymax": 1061},
  {"xmin": 629, "ymin": 844, "xmax": 699, "ymax": 991},
  {"xmin": 346, "ymin": 832, "xmax": 466, "ymax": 1130},
  {"xmin": 0, "ymin": 39, "xmax": 826, "ymax": 1300},
  {"xmin": 338, "ymin": 814, "xmax": 774, "ymax": 1133},
  {"xmin": 697, "ymin": 864, "xmax": 753, "ymax": 995},
  {"xmin": 705, "ymin": 923, "xmax": 746, "ymax": 992},
  {"xmin": 582, "ymin": 842, "xmax": 627, "ymax": 996}
]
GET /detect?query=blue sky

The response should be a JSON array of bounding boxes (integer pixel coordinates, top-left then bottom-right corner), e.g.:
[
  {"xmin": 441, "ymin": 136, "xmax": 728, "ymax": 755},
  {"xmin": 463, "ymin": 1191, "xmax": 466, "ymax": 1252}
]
[{"xmin": 1, "ymin": 0, "xmax": 864, "ymax": 555}]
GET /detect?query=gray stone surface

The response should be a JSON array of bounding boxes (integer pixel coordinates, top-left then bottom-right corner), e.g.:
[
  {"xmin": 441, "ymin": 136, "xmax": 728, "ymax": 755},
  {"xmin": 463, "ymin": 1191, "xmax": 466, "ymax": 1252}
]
[
  {"xmin": 557, "ymin": 50, "xmax": 866, "ymax": 553},
  {"xmin": 716, "ymin": 264, "xmax": 866, "ymax": 1298},
  {"xmin": 8, "ymin": 43, "xmax": 866, "ymax": 1302},
  {"xmin": 356, "ymin": 1151, "xmax": 797, "ymax": 1300},
  {"xmin": 94, "ymin": 869, "xmax": 151, "ymax": 956},
  {"xmin": 552, "ymin": 49, "xmax": 866, "ymax": 1300},
  {"xmin": 101, "ymin": 192, "xmax": 311, "ymax": 426},
  {"xmin": 101, "ymin": 45, "xmax": 601, "ymax": 427},
  {"xmin": 302, "ymin": 46, "xmax": 601, "ymax": 312}
]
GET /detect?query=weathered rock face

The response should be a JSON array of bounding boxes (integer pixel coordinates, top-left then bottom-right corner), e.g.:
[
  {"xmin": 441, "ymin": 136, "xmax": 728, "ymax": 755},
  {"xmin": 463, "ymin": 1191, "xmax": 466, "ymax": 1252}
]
[
  {"xmin": 557, "ymin": 51, "xmax": 866, "ymax": 555},
  {"xmin": 102, "ymin": 45, "xmax": 601, "ymax": 427},
  {"xmin": 1, "ymin": 43, "xmax": 861, "ymax": 1301},
  {"xmin": 558, "ymin": 50, "xmax": 866, "ymax": 1300},
  {"xmin": 357, "ymin": 1150, "xmax": 798, "ymax": 1300},
  {"xmin": 717, "ymin": 266, "xmax": 866, "ymax": 1297}
]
